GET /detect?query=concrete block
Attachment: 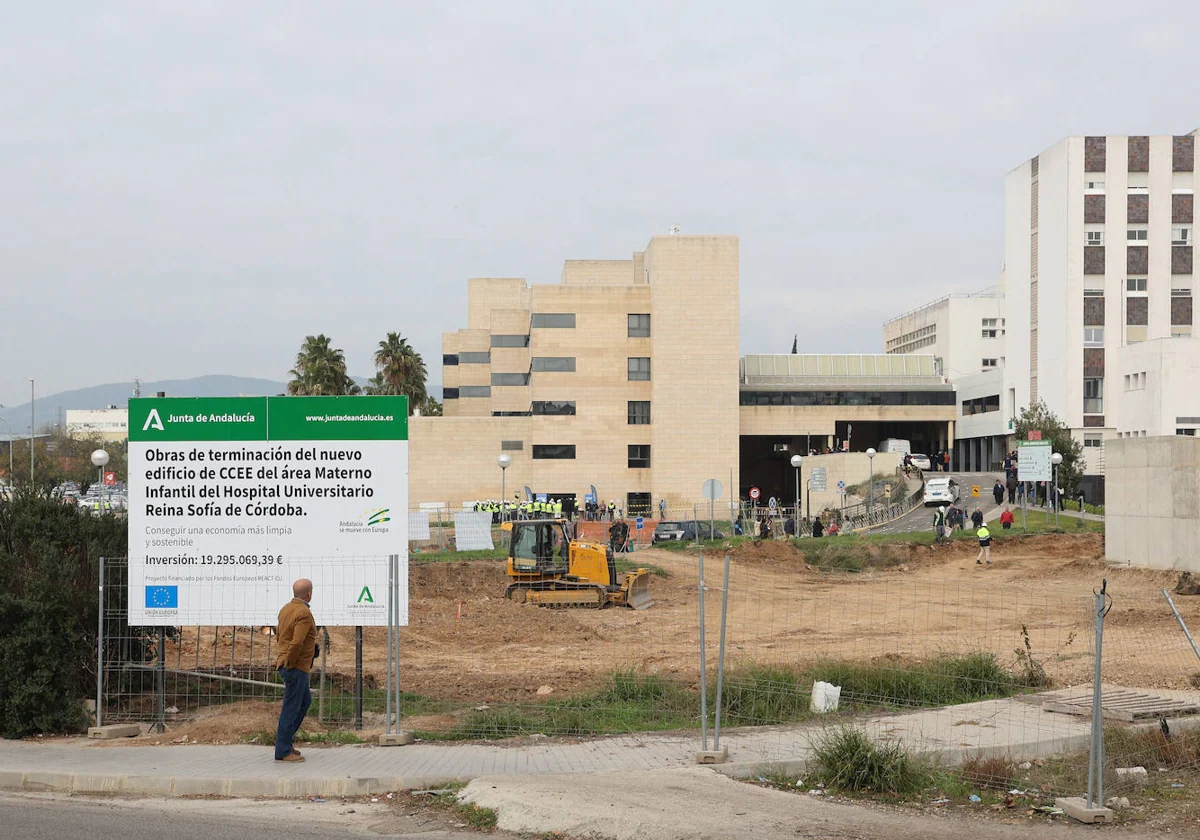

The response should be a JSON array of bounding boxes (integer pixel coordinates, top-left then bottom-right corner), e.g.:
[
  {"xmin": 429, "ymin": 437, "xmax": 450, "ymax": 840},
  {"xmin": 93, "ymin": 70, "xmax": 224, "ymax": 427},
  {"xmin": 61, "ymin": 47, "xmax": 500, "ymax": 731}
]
[
  {"xmin": 71, "ymin": 774, "xmax": 126, "ymax": 794},
  {"xmin": 88, "ymin": 724, "xmax": 141, "ymax": 740},
  {"xmin": 1055, "ymin": 796, "xmax": 1114, "ymax": 824},
  {"xmin": 172, "ymin": 777, "xmax": 231, "ymax": 797},
  {"xmin": 225, "ymin": 777, "xmax": 285, "ymax": 797},
  {"xmin": 695, "ymin": 747, "xmax": 729, "ymax": 765},
  {"xmin": 121, "ymin": 775, "xmax": 176, "ymax": 796},
  {"xmin": 22, "ymin": 772, "xmax": 74, "ymax": 792},
  {"xmin": 379, "ymin": 732, "xmax": 416, "ymax": 747},
  {"xmin": 0, "ymin": 771, "xmax": 26, "ymax": 791}
]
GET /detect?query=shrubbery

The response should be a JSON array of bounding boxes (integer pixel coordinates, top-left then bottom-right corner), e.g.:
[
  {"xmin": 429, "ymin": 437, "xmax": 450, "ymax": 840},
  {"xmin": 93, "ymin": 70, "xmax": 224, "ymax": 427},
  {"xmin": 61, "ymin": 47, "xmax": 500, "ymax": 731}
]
[{"xmin": 0, "ymin": 492, "xmax": 125, "ymax": 738}]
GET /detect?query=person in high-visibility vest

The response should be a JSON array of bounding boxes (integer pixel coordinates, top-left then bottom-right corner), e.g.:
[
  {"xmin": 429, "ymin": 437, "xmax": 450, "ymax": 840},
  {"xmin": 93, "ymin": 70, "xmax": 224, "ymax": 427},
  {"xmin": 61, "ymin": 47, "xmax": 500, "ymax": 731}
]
[
  {"xmin": 553, "ymin": 499, "xmax": 562, "ymax": 518},
  {"xmin": 976, "ymin": 523, "xmax": 992, "ymax": 565},
  {"xmin": 933, "ymin": 506, "xmax": 947, "ymax": 544}
]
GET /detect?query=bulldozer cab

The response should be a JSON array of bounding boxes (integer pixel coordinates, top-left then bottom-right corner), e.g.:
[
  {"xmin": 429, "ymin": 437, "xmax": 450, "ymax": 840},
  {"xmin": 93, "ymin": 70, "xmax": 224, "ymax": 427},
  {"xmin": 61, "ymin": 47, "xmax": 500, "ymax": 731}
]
[{"xmin": 510, "ymin": 519, "xmax": 571, "ymax": 573}]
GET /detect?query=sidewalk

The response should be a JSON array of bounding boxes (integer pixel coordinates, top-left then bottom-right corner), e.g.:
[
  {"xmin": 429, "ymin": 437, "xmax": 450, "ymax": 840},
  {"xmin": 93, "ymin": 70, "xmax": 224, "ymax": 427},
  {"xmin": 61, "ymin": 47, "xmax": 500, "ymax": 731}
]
[{"xmin": 0, "ymin": 694, "xmax": 1108, "ymax": 798}]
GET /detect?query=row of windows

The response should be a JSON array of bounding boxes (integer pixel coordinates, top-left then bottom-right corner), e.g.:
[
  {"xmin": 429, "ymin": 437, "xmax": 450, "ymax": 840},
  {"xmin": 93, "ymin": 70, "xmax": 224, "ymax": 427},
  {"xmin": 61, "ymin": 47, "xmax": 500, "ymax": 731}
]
[
  {"xmin": 739, "ymin": 390, "xmax": 956, "ymax": 407},
  {"xmin": 490, "ymin": 401, "xmax": 651, "ymax": 423},
  {"xmin": 529, "ymin": 444, "xmax": 651, "ymax": 468},
  {"xmin": 1086, "ymin": 228, "xmax": 1191, "ymax": 246},
  {"xmin": 961, "ymin": 395, "xmax": 1001, "ymax": 416},
  {"xmin": 450, "ymin": 355, "xmax": 650, "ymax": 380},
  {"xmin": 528, "ymin": 313, "xmax": 652, "ymax": 336},
  {"xmin": 1084, "ymin": 285, "xmax": 1192, "ymax": 295}
]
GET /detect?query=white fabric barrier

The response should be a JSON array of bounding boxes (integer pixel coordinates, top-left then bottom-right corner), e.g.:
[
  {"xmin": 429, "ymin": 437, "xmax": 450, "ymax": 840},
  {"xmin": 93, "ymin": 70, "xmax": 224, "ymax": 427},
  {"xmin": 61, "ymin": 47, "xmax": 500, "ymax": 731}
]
[
  {"xmin": 408, "ymin": 511, "xmax": 431, "ymax": 542},
  {"xmin": 454, "ymin": 511, "xmax": 495, "ymax": 551}
]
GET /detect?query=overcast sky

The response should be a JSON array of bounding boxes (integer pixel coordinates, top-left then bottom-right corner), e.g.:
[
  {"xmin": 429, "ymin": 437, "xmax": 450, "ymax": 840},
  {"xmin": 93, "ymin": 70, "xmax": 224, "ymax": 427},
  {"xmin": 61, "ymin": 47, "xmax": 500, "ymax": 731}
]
[{"xmin": 2, "ymin": 0, "xmax": 1197, "ymax": 408}]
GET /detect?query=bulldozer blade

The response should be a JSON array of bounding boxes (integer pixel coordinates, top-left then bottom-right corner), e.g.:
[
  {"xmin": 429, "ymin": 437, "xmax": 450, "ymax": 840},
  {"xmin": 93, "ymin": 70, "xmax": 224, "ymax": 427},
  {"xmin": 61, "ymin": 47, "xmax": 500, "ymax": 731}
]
[{"xmin": 625, "ymin": 571, "xmax": 654, "ymax": 610}]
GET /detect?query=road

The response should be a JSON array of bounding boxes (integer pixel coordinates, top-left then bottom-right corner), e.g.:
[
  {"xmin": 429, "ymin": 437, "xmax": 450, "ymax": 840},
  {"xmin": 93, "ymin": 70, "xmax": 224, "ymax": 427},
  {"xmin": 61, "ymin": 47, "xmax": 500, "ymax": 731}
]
[
  {"xmin": 869, "ymin": 471, "xmax": 1009, "ymax": 535},
  {"xmin": 0, "ymin": 792, "xmax": 492, "ymax": 840}
]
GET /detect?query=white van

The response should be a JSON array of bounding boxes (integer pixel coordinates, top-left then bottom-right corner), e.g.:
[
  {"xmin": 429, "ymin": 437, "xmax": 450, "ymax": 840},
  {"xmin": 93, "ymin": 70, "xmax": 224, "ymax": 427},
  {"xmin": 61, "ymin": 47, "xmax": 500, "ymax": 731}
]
[
  {"xmin": 879, "ymin": 438, "xmax": 912, "ymax": 455},
  {"xmin": 924, "ymin": 477, "xmax": 960, "ymax": 507}
]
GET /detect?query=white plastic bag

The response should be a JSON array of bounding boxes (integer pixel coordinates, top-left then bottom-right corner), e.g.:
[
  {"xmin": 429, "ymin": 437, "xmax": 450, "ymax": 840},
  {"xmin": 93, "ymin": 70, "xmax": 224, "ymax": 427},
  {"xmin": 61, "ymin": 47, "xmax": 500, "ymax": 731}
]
[{"xmin": 810, "ymin": 681, "xmax": 841, "ymax": 713}]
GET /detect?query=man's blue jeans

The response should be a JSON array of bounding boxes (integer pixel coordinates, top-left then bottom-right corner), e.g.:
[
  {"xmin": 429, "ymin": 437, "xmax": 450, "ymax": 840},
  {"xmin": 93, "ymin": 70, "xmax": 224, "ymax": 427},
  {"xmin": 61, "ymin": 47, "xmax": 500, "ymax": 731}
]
[{"xmin": 275, "ymin": 667, "xmax": 312, "ymax": 760}]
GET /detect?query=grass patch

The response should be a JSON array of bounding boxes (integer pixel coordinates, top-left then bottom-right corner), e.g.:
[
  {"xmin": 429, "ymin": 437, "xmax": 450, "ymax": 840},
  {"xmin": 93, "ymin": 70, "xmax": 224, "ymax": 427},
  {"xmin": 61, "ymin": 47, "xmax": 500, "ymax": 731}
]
[
  {"xmin": 411, "ymin": 548, "xmax": 508, "ymax": 563},
  {"xmin": 418, "ymin": 782, "xmax": 499, "ymax": 830},
  {"xmin": 810, "ymin": 726, "xmax": 930, "ymax": 795},
  {"xmin": 615, "ymin": 557, "xmax": 670, "ymax": 578}
]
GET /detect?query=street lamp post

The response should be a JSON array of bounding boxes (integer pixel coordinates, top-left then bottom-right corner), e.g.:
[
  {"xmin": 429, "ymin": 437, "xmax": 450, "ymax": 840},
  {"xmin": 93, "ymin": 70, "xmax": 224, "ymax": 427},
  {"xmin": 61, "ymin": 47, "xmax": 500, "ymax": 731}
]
[
  {"xmin": 497, "ymin": 454, "xmax": 511, "ymax": 545},
  {"xmin": 0, "ymin": 415, "xmax": 12, "ymax": 488},
  {"xmin": 91, "ymin": 449, "xmax": 110, "ymax": 516},
  {"xmin": 865, "ymin": 448, "xmax": 877, "ymax": 526},
  {"xmin": 1051, "ymin": 452, "xmax": 1063, "ymax": 530},
  {"xmin": 790, "ymin": 454, "xmax": 803, "ymax": 528}
]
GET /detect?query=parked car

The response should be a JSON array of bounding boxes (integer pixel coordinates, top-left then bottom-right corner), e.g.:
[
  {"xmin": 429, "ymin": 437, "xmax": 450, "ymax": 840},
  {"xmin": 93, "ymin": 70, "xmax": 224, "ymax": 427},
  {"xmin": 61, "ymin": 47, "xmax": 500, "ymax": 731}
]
[
  {"xmin": 879, "ymin": 438, "xmax": 912, "ymax": 455},
  {"xmin": 923, "ymin": 477, "xmax": 960, "ymax": 507},
  {"xmin": 652, "ymin": 520, "xmax": 725, "ymax": 544},
  {"xmin": 909, "ymin": 453, "xmax": 932, "ymax": 471}
]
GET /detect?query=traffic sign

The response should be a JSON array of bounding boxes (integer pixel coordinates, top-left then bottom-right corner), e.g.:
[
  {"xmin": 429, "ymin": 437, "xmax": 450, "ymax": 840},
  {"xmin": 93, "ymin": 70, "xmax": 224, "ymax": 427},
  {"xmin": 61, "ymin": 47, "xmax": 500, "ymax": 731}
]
[
  {"xmin": 635, "ymin": 517, "xmax": 644, "ymax": 531},
  {"xmin": 809, "ymin": 467, "xmax": 827, "ymax": 492},
  {"xmin": 837, "ymin": 480, "xmax": 846, "ymax": 492},
  {"xmin": 768, "ymin": 496, "xmax": 777, "ymax": 510},
  {"xmin": 702, "ymin": 479, "xmax": 724, "ymax": 501},
  {"xmin": 884, "ymin": 484, "xmax": 892, "ymax": 494},
  {"xmin": 1027, "ymin": 430, "xmax": 1042, "ymax": 441},
  {"xmin": 749, "ymin": 486, "xmax": 761, "ymax": 500},
  {"xmin": 103, "ymin": 471, "xmax": 116, "ymax": 486},
  {"xmin": 1017, "ymin": 440, "xmax": 1052, "ymax": 482},
  {"xmin": 971, "ymin": 485, "xmax": 980, "ymax": 497}
]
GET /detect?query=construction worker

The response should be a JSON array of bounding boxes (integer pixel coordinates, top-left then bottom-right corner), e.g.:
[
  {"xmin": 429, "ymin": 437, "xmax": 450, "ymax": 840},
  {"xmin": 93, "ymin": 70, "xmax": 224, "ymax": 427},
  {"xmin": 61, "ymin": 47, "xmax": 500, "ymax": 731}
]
[
  {"xmin": 933, "ymin": 505, "xmax": 948, "ymax": 544},
  {"xmin": 553, "ymin": 498, "xmax": 563, "ymax": 518},
  {"xmin": 976, "ymin": 522, "xmax": 992, "ymax": 565},
  {"xmin": 607, "ymin": 500, "xmax": 616, "ymax": 522}
]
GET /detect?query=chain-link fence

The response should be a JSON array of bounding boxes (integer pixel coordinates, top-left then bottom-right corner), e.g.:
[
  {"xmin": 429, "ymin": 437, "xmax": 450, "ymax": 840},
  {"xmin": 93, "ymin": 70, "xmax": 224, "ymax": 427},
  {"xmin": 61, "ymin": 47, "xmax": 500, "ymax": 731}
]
[{"xmin": 98, "ymin": 544, "xmax": 1200, "ymax": 805}]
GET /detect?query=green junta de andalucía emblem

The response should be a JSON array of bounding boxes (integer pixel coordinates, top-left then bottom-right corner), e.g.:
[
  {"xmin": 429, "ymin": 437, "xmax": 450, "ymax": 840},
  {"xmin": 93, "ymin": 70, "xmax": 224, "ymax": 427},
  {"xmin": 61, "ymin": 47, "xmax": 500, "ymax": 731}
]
[
  {"xmin": 357, "ymin": 586, "xmax": 374, "ymax": 603},
  {"xmin": 367, "ymin": 509, "xmax": 390, "ymax": 527}
]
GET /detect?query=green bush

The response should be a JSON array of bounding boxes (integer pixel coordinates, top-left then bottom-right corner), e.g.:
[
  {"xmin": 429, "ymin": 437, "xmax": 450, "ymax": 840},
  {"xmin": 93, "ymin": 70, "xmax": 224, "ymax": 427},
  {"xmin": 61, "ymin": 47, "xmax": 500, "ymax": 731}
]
[
  {"xmin": 0, "ymin": 492, "xmax": 126, "ymax": 738},
  {"xmin": 811, "ymin": 726, "xmax": 928, "ymax": 795}
]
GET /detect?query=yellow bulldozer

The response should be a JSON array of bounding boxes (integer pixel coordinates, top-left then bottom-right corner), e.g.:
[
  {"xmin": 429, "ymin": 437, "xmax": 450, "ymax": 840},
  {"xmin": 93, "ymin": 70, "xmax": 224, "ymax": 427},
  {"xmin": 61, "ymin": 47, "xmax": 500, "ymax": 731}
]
[{"xmin": 503, "ymin": 518, "xmax": 653, "ymax": 609}]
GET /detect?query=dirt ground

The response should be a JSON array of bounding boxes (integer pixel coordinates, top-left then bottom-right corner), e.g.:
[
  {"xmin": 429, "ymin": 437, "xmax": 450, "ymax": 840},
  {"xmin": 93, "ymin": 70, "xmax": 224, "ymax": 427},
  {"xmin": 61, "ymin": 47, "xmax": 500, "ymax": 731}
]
[{"xmin": 161, "ymin": 533, "xmax": 1200, "ymax": 715}]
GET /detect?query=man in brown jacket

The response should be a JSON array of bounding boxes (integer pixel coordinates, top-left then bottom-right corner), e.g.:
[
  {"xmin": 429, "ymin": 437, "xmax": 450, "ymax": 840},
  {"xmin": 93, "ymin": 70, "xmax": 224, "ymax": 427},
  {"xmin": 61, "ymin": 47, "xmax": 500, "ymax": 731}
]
[{"xmin": 275, "ymin": 578, "xmax": 317, "ymax": 762}]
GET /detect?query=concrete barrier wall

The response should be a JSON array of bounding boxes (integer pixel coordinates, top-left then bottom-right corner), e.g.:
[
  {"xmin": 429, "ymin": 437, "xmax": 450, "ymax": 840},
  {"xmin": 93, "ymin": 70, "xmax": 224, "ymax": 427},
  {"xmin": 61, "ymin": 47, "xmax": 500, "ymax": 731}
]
[{"xmin": 1105, "ymin": 436, "xmax": 1200, "ymax": 571}]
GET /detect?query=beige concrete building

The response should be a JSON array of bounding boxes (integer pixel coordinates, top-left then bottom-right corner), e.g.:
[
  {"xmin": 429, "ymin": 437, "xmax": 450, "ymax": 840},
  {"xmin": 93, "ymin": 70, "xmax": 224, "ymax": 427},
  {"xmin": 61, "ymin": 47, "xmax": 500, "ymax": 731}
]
[
  {"xmin": 1105, "ymin": 435, "xmax": 1200, "ymax": 572},
  {"xmin": 410, "ymin": 233, "xmax": 957, "ymax": 514}
]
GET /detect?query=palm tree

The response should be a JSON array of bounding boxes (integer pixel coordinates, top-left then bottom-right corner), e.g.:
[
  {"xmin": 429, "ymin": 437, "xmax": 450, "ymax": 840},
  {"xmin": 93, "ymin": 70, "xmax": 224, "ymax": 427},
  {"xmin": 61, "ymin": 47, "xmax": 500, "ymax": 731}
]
[
  {"xmin": 372, "ymin": 332, "xmax": 428, "ymax": 413},
  {"xmin": 287, "ymin": 334, "xmax": 357, "ymax": 395},
  {"xmin": 363, "ymin": 373, "xmax": 386, "ymax": 396}
]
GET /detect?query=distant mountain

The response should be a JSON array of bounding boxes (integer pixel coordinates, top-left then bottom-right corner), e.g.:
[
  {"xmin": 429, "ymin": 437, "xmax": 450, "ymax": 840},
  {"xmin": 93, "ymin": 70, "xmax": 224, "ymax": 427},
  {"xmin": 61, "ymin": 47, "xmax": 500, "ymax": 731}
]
[{"xmin": 0, "ymin": 376, "xmax": 288, "ymax": 432}]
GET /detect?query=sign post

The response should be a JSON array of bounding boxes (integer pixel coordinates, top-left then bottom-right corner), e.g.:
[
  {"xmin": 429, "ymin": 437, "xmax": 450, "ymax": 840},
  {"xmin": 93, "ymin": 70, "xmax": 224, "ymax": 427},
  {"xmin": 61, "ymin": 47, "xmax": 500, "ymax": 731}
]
[
  {"xmin": 127, "ymin": 396, "xmax": 409, "ymax": 627},
  {"xmin": 702, "ymin": 479, "xmax": 724, "ymax": 542},
  {"xmin": 1018, "ymin": 439, "xmax": 1052, "ymax": 532}
]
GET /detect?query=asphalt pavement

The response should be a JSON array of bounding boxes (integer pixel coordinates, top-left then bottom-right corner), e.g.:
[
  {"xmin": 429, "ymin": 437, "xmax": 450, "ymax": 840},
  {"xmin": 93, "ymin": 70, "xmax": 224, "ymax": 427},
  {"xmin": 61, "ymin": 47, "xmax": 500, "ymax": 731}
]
[
  {"xmin": 0, "ymin": 792, "xmax": 487, "ymax": 840},
  {"xmin": 868, "ymin": 471, "xmax": 1009, "ymax": 535}
]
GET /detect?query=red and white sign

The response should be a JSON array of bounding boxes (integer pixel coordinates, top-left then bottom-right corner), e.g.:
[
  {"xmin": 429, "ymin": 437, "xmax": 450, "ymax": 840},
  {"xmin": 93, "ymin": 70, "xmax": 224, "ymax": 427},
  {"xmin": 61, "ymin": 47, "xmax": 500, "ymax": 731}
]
[
  {"xmin": 749, "ymin": 486, "xmax": 761, "ymax": 501},
  {"xmin": 1027, "ymin": 430, "xmax": 1042, "ymax": 441},
  {"xmin": 103, "ymin": 471, "xmax": 116, "ymax": 486}
]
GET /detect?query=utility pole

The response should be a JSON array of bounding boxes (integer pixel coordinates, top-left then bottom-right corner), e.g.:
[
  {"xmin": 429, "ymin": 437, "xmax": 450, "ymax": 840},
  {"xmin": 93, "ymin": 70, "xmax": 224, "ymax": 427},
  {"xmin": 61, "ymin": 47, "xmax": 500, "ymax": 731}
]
[{"xmin": 28, "ymin": 379, "xmax": 35, "ymax": 486}]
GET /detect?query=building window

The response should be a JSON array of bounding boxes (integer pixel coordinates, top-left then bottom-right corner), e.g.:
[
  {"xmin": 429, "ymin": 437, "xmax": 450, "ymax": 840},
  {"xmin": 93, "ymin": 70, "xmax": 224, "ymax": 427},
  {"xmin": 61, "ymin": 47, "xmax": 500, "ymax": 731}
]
[
  {"xmin": 491, "ymin": 372, "xmax": 530, "ymax": 386},
  {"xmin": 1127, "ymin": 228, "xmax": 1148, "ymax": 241},
  {"xmin": 492, "ymin": 411, "xmax": 532, "ymax": 417},
  {"xmin": 1084, "ymin": 289, "xmax": 1104, "ymax": 297},
  {"xmin": 981, "ymin": 318, "xmax": 999, "ymax": 327},
  {"xmin": 531, "ymin": 313, "xmax": 576, "ymax": 328},
  {"xmin": 1084, "ymin": 436, "xmax": 1104, "ymax": 448},
  {"xmin": 1086, "ymin": 230, "xmax": 1104, "ymax": 246},
  {"xmin": 628, "ymin": 445, "xmax": 651, "ymax": 469},
  {"xmin": 532, "ymin": 444, "xmax": 576, "ymax": 460},
  {"xmin": 982, "ymin": 358, "xmax": 998, "ymax": 368},
  {"xmin": 531, "ymin": 356, "xmax": 576, "ymax": 372},
  {"xmin": 739, "ymin": 390, "xmax": 957, "ymax": 407},
  {"xmin": 628, "ymin": 357, "xmax": 651, "ymax": 381},
  {"xmin": 1127, "ymin": 278, "xmax": 1148, "ymax": 292},
  {"xmin": 1173, "ymin": 226, "xmax": 1192, "ymax": 246},
  {"xmin": 627, "ymin": 401, "xmax": 651, "ymax": 425},
  {"xmin": 459, "ymin": 351, "xmax": 491, "ymax": 364},
  {"xmin": 981, "ymin": 329, "xmax": 999, "ymax": 338},
  {"xmin": 443, "ymin": 387, "xmax": 459, "ymax": 400},
  {"xmin": 491, "ymin": 334, "xmax": 530, "ymax": 348},
  {"xmin": 1084, "ymin": 327, "xmax": 1104, "ymax": 347},
  {"xmin": 458, "ymin": 385, "xmax": 491, "ymax": 398},
  {"xmin": 628, "ymin": 314, "xmax": 651, "ymax": 337},
  {"xmin": 1179, "ymin": 428, "xmax": 1198, "ymax": 436},
  {"xmin": 626, "ymin": 492, "xmax": 652, "ymax": 517},
  {"xmin": 500, "ymin": 440, "xmax": 523, "ymax": 451},
  {"xmin": 1084, "ymin": 180, "xmax": 1105, "ymax": 191},
  {"xmin": 442, "ymin": 354, "xmax": 459, "ymax": 366},
  {"xmin": 531, "ymin": 401, "xmax": 576, "ymax": 415},
  {"xmin": 960, "ymin": 395, "xmax": 1000, "ymax": 416},
  {"xmin": 1083, "ymin": 378, "xmax": 1103, "ymax": 414},
  {"xmin": 1173, "ymin": 288, "xmax": 1192, "ymax": 296}
]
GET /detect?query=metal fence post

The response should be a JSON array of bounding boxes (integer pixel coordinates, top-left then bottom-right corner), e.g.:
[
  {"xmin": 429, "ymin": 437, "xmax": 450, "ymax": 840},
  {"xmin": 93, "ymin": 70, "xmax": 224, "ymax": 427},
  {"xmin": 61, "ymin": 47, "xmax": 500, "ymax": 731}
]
[
  {"xmin": 1087, "ymin": 580, "xmax": 1109, "ymax": 809},
  {"xmin": 318, "ymin": 628, "xmax": 329, "ymax": 722},
  {"xmin": 156, "ymin": 628, "xmax": 166, "ymax": 734},
  {"xmin": 355, "ymin": 626, "xmax": 364, "ymax": 731},
  {"xmin": 697, "ymin": 552, "xmax": 708, "ymax": 751},
  {"xmin": 1163, "ymin": 589, "xmax": 1200, "ymax": 663},
  {"xmin": 712, "ymin": 553, "xmax": 730, "ymax": 752},
  {"xmin": 393, "ymin": 553, "xmax": 402, "ymax": 732},
  {"xmin": 386, "ymin": 553, "xmax": 394, "ymax": 735},
  {"xmin": 96, "ymin": 556, "xmax": 104, "ymax": 728}
]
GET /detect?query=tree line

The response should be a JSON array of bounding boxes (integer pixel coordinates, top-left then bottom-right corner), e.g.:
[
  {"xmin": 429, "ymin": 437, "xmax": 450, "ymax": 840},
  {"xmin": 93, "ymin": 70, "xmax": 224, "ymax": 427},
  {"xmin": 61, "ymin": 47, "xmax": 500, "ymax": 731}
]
[{"xmin": 286, "ymin": 332, "xmax": 441, "ymax": 415}]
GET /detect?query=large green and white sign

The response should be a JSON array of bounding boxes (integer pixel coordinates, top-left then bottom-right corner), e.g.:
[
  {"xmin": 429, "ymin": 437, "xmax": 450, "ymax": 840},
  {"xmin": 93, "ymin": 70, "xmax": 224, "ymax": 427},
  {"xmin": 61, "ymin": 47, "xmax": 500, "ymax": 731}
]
[{"xmin": 127, "ymin": 396, "xmax": 408, "ymax": 627}]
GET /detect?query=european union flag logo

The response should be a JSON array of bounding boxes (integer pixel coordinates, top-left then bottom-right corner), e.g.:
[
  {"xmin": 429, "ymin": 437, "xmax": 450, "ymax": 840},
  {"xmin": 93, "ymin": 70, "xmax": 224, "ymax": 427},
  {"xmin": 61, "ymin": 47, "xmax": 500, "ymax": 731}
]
[{"xmin": 145, "ymin": 585, "xmax": 178, "ymax": 609}]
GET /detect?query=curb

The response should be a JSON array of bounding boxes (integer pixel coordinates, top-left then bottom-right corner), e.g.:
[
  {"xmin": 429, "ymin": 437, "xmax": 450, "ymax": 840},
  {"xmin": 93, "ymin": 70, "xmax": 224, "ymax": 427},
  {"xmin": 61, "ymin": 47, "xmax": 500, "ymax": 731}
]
[{"xmin": 0, "ymin": 771, "xmax": 468, "ymax": 798}]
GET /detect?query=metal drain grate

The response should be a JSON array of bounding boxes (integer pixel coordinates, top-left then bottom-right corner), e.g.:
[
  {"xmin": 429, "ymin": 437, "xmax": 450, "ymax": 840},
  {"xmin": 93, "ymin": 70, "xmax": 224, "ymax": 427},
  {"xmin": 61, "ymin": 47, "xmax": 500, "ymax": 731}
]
[{"xmin": 1043, "ymin": 688, "xmax": 1200, "ymax": 722}]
